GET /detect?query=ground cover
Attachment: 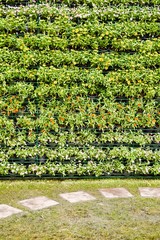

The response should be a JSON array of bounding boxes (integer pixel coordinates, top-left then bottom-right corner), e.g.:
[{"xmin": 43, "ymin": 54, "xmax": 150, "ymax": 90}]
[{"xmin": 0, "ymin": 179, "xmax": 160, "ymax": 239}]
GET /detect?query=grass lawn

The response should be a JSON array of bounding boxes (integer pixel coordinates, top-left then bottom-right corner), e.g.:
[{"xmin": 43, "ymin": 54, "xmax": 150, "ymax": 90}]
[{"xmin": 0, "ymin": 179, "xmax": 160, "ymax": 240}]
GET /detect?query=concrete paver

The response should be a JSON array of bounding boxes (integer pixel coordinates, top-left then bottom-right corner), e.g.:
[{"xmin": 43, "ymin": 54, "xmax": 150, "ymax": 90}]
[
  {"xmin": 0, "ymin": 204, "xmax": 22, "ymax": 219},
  {"xmin": 19, "ymin": 196, "xmax": 59, "ymax": 210},
  {"xmin": 139, "ymin": 187, "xmax": 160, "ymax": 197},
  {"xmin": 59, "ymin": 191, "xmax": 96, "ymax": 203},
  {"xmin": 99, "ymin": 188, "xmax": 133, "ymax": 198}
]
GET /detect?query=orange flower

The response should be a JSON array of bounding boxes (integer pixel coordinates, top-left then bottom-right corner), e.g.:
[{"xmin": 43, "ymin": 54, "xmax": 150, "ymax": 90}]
[
  {"xmin": 60, "ymin": 117, "xmax": 64, "ymax": 121},
  {"xmin": 12, "ymin": 109, "xmax": 18, "ymax": 113},
  {"xmin": 138, "ymin": 103, "xmax": 141, "ymax": 107},
  {"xmin": 49, "ymin": 118, "xmax": 54, "ymax": 124},
  {"xmin": 9, "ymin": 96, "xmax": 16, "ymax": 102},
  {"xmin": 134, "ymin": 117, "xmax": 139, "ymax": 121}
]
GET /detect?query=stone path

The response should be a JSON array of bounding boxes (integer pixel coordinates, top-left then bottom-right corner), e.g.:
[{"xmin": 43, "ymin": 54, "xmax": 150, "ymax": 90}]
[{"xmin": 0, "ymin": 187, "xmax": 160, "ymax": 219}]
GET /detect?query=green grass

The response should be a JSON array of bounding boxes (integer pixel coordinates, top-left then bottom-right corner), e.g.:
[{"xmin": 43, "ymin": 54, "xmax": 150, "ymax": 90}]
[{"xmin": 0, "ymin": 179, "xmax": 160, "ymax": 240}]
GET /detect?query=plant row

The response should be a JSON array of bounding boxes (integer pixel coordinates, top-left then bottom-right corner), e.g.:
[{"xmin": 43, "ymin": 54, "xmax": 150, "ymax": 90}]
[
  {"xmin": 0, "ymin": 84, "xmax": 159, "ymax": 100},
  {"xmin": 0, "ymin": 146, "xmax": 159, "ymax": 161},
  {"xmin": 1, "ymin": 94, "xmax": 159, "ymax": 110},
  {"xmin": 1, "ymin": 19, "xmax": 159, "ymax": 40},
  {"xmin": 1, "ymin": 160, "xmax": 160, "ymax": 177},
  {"xmin": 0, "ymin": 95, "xmax": 159, "ymax": 131},
  {"xmin": 1, "ymin": 49, "xmax": 160, "ymax": 70},
  {"xmin": 1, "ymin": 34, "xmax": 159, "ymax": 52},
  {"xmin": 1, "ymin": 0, "xmax": 159, "ymax": 7},
  {"xmin": 1, "ymin": 66, "xmax": 160, "ymax": 85},
  {"xmin": 0, "ymin": 128, "xmax": 160, "ymax": 147},
  {"xmin": 1, "ymin": 5, "xmax": 160, "ymax": 22},
  {"xmin": 1, "ymin": 67, "xmax": 159, "ymax": 98},
  {"xmin": 0, "ymin": 103, "xmax": 159, "ymax": 129},
  {"xmin": 0, "ymin": 114, "xmax": 159, "ymax": 130},
  {"xmin": 0, "ymin": 82, "xmax": 159, "ymax": 108},
  {"xmin": 0, "ymin": 146, "xmax": 160, "ymax": 176}
]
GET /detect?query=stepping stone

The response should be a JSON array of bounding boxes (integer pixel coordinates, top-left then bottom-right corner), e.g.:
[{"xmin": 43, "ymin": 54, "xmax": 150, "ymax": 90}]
[
  {"xmin": 0, "ymin": 204, "xmax": 22, "ymax": 219},
  {"xmin": 59, "ymin": 191, "xmax": 96, "ymax": 203},
  {"xmin": 19, "ymin": 196, "xmax": 59, "ymax": 210},
  {"xmin": 139, "ymin": 187, "xmax": 160, "ymax": 198},
  {"xmin": 99, "ymin": 188, "xmax": 133, "ymax": 198}
]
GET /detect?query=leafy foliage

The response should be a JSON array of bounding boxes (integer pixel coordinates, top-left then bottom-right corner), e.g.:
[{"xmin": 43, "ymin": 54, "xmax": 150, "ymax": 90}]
[{"xmin": 0, "ymin": 0, "xmax": 159, "ymax": 177}]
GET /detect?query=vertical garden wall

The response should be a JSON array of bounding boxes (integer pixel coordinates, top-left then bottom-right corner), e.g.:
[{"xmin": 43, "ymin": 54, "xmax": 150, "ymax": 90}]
[{"xmin": 0, "ymin": 0, "xmax": 160, "ymax": 178}]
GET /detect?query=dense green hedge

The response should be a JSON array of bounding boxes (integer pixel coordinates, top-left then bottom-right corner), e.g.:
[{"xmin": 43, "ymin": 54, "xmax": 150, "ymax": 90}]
[{"xmin": 0, "ymin": 0, "xmax": 159, "ymax": 177}]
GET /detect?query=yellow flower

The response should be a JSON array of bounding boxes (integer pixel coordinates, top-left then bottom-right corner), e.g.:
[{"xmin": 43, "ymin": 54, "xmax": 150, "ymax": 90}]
[{"xmin": 99, "ymin": 58, "xmax": 104, "ymax": 62}]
